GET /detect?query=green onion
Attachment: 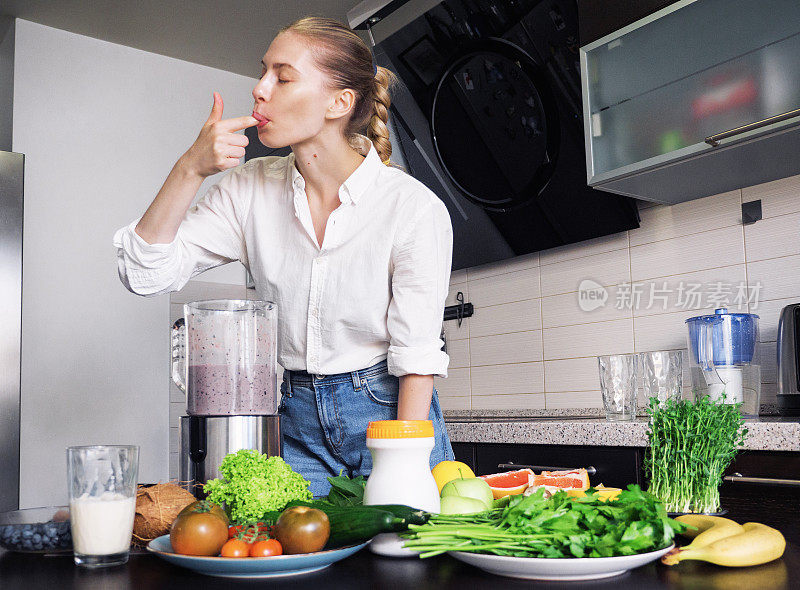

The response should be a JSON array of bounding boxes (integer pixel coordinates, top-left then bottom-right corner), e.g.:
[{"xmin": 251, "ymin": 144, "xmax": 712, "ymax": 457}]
[{"xmin": 644, "ymin": 396, "xmax": 747, "ymax": 514}]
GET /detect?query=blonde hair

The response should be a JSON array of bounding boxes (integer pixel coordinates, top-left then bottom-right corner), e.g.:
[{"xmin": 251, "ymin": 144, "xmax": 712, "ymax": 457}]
[{"xmin": 280, "ymin": 16, "xmax": 397, "ymax": 165}]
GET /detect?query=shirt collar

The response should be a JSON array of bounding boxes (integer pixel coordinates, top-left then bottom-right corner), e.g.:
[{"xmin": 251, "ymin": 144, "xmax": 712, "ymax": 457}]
[{"xmin": 286, "ymin": 134, "xmax": 383, "ymax": 206}]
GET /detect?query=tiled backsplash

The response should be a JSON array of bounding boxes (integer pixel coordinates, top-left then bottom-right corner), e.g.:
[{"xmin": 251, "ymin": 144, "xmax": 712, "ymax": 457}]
[{"xmin": 436, "ymin": 174, "xmax": 800, "ymax": 412}]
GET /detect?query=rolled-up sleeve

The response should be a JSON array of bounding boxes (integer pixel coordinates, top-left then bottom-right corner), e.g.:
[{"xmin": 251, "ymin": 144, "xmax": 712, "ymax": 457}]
[
  {"xmin": 113, "ymin": 167, "xmax": 250, "ymax": 296},
  {"xmin": 386, "ymin": 198, "xmax": 453, "ymax": 378}
]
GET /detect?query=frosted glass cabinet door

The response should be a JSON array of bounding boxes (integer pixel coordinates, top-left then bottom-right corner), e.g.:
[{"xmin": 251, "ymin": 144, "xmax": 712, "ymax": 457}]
[{"xmin": 581, "ymin": 0, "xmax": 800, "ymax": 183}]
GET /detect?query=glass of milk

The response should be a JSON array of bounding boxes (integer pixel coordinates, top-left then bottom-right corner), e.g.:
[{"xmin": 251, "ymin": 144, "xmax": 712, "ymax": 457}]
[{"xmin": 66, "ymin": 445, "xmax": 139, "ymax": 567}]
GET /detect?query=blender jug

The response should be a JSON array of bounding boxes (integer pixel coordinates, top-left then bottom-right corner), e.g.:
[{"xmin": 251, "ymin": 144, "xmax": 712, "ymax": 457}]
[
  {"xmin": 686, "ymin": 307, "xmax": 761, "ymax": 417},
  {"xmin": 172, "ymin": 299, "xmax": 278, "ymax": 416}
]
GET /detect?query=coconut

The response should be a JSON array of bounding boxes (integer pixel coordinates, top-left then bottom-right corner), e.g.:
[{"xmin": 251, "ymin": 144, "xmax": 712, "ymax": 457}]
[{"xmin": 132, "ymin": 483, "xmax": 197, "ymax": 545}]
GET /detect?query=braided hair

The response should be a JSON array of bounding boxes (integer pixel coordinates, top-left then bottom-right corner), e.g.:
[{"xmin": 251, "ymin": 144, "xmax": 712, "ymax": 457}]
[{"xmin": 280, "ymin": 16, "xmax": 398, "ymax": 165}]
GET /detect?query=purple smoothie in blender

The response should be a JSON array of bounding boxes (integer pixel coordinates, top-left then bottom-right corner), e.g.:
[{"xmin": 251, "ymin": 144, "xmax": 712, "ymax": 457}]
[
  {"xmin": 187, "ymin": 364, "xmax": 276, "ymax": 415},
  {"xmin": 172, "ymin": 300, "xmax": 278, "ymax": 416}
]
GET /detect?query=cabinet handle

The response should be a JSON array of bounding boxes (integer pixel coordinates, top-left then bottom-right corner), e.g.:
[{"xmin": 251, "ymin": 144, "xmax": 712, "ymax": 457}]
[
  {"xmin": 497, "ymin": 463, "xmax": 597, "ymax": 476},
  {"xmin": 705, "ymin": 107, "xmax": 800, "ymax": 146},
  {"xmin": 723, "ymin": 473, "xmax": 800, "ymax": 487}
]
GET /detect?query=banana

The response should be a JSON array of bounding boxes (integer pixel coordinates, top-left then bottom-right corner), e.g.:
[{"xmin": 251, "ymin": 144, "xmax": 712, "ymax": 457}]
[
  {"xmin": 662, "ymin": 522, "xmax": 786, "ymax": 567},
  {"xmin": 675, "ymin": 515, "xmax": 744, "ymax": 547}
]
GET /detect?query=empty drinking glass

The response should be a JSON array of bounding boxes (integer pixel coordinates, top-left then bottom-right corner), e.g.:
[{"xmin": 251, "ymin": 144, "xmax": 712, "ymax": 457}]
[
  {"xmin": 598, "ymin": 354, "xmax": 638, "ymax": 421},
  {"xmin": 640, "ymin": 350, "xmax": 683, "ymax": 405}
]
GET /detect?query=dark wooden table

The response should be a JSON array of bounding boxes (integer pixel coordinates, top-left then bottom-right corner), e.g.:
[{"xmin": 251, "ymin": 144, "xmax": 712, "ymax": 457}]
[{"xmin": 1, "ymin": 539, "xmax": 796, "ymax": 589}]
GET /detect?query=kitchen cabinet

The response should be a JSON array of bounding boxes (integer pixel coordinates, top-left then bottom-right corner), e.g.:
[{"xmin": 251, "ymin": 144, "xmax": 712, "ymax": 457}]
[
  {"xmin": 451, "ymin": 442, "xmax": 475, "ymax": 472},
  {"xmin": 577, "ymin": 0, "xmax": 674, "ymax": 45},
  {"xmin": 452, "ymin": 442, "xmax": 644, "ymax": 488},
  {"xmin": 719, "ymin": 451, "xmax": 800, "ymax": 544},
  {"xmin": 580, "ymin": 0, "xmax": 800, "ymax": 204}
]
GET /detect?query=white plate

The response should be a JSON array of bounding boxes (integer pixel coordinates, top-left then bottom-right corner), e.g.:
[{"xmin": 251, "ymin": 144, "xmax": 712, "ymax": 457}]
[{"xmin": 448, "ymin": 544, "xmax": 674, "ymax": 581}]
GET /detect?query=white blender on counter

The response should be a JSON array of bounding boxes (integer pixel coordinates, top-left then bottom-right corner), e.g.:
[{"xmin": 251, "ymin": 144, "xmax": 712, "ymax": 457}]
[
  {"xmin": 685, "ymin": 307, "xmax": 760, "ymax": 417},
  {"xmin": 171, "ymin": 299, "xmax": 281, "ymax": 496}
]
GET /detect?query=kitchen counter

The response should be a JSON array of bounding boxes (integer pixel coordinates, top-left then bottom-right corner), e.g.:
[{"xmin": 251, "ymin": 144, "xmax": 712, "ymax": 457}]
[
  {"xmin": 1, "ymin": 538, "xmax": 796, "ymax": 589},
  {"xmin": 444, "ymin": 415, "xmax": 800, "ymax": 452}
]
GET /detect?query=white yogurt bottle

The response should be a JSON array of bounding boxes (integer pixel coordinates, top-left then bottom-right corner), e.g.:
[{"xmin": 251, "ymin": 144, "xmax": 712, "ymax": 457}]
[{"xmin": 363, "ymin": 420, "xmax": 440, "ymax": 557}]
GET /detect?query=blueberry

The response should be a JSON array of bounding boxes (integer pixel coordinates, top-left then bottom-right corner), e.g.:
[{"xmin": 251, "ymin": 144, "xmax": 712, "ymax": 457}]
[
  {"xmin": 32, "ymin": 533, "xmax": 41, "ymax": 543},
  {"xmin": 22, "ymin": 539, "xmax": 32, "ymax": 550},
  {"xmin": 21, "ymin": 524, "xmax": 32, "ymax": 532},
  {"xmin": 45, "ymin": 525, "xmax": 57, "ymax": 537},
  {"xmin": 2, "ymin": 526, "xmax": 12, "ymax": 538},
  {"xmin": 21, "ymin": 530, "xmax": 32, "ymax": 539}
]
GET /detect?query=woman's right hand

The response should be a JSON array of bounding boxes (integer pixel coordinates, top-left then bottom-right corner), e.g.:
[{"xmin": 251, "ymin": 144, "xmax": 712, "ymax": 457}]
[{"xmin": 181, "ymin": 92, "xmax": 258, "ymax": 178}]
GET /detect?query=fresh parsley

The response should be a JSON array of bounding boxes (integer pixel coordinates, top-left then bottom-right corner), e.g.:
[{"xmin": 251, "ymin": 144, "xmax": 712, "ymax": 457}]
[{"xmin": 402, "ymin": 485, "xmax": 687, "ymax": 558}]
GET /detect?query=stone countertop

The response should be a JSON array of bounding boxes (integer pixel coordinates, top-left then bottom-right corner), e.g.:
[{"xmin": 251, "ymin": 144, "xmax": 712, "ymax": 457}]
[{"xmin": 444, "ymin": 415, "xmax": 800, "ymax": 452}]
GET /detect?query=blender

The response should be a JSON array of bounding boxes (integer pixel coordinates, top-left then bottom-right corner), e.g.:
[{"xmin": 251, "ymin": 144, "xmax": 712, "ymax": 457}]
[
  {"xmin": 171, "ymin": 299, "xmax": 281, "ymax": 495},
  {"xmin": 686, "ymin": 307, "xmax": 761, "ymax": 417}
]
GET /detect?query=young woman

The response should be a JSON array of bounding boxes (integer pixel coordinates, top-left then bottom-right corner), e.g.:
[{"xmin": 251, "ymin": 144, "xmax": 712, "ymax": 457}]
[{"xmin": 114, "ymin": 16, "xmax": 455, "ymax": 496}]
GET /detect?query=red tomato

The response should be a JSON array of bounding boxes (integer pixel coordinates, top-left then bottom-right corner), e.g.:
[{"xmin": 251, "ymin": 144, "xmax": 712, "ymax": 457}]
[
  {"xmin": 170, "ymin": 502, "xmax": 229, "ymax": 556},
  {"xmin": 272, "ymin": 506, "xmax": 330, "ymax": 554},
  {"xmin": 250, "ymin": 538, "xmax": 283, "ymax": 557},
  {"xmin": 220, "ymin": 538, "xmax": 250, "ymax": 558}
]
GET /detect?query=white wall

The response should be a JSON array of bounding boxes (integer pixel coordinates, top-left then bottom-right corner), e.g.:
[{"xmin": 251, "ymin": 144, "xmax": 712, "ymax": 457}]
[{"xmin": 13, "ymin": 19, "xmax": 253, "ymax": 507}]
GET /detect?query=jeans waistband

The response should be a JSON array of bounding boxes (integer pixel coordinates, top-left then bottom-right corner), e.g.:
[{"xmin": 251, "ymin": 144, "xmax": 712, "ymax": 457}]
[{"xmin": 285, "ymin": 359, "xmax": 388, "ymax": 388}]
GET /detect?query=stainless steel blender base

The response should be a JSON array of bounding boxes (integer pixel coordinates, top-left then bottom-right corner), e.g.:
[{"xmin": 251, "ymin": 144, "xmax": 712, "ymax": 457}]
[{"xmin": 179, "ymin": 415, "xmax": 281, "ymax": 496}]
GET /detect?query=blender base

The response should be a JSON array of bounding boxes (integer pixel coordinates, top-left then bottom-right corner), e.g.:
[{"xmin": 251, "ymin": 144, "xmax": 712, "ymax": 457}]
[{"xmin": 777, "ymin": 394, "xmax": 800, "ymax": 416}]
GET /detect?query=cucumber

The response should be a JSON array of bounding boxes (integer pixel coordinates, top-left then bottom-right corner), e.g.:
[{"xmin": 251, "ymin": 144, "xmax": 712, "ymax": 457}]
[
  {"xmin": 363, "ymin": 504, "xmax": 430, "ymax": 525},
  {"xmin": 265, "ymin": 500, "xmax": 429, "ymax": 548},
  {"xmin": 324, "ymin": 506, "xmax": 407, "ymax": 548}
]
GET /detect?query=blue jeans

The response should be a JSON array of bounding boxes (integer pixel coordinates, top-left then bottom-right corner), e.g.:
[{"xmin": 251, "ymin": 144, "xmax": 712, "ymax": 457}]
[{"xmin": 279, "ymin": 359, "xmax": 454, "ymax": 497}]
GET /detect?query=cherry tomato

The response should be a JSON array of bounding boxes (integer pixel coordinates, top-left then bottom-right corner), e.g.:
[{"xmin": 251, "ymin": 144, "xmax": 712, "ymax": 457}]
[
  {"xmin": 220, "ymin": 538, "xmax": 250, "ymax": 558},
  {"xmin": 229, "ymin": 522, "xmax": 270, "ymax": 538},
  {"xmin": 250, "ymin": 538, "xmax": 283, "ymax": 557}
]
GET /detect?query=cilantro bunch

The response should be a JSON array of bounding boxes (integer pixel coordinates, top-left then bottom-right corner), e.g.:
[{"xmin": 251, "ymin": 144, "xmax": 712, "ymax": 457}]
[
  {"xmin": 402, "ymin": 486, "xmax": 687, "ymax": 558},
  {"xmin": 204, "ymin": 449, "xmax": 313, "ymax": 524}
]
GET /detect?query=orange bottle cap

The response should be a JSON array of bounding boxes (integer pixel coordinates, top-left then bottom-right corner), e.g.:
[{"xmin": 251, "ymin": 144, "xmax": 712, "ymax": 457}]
[{"xmin": 366, "ymin": 420, "xmax": 434, "ymax": 439}]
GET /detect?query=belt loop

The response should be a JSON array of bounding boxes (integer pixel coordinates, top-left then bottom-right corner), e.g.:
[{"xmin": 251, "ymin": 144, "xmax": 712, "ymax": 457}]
[
  {"xmin": 351, "ymin": 369, "xmax": 361, "ymax": 390},
  {"xmin": 286, "ymin": 369, "xmax": 292, "ymax": 392}
]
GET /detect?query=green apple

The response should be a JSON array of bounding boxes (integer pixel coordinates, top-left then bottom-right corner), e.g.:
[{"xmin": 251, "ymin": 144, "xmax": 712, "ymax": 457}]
[
  {"xmin": 440, "ymin": 477, "xmax": 494, "ymax": 509},
  {"xmin": 439, "ymin": 495, "xmax": 488, "ymax": 515}
]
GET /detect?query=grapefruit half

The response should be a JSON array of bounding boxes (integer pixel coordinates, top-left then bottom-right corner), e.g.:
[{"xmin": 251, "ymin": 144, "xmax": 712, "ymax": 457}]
[
  {"xmin": 479, "ymin": 469, "xmax": 534, "ymax": 499},
  {"xmin": 528, "ymin": 468, "xmax": 590, "ymax": 490}
]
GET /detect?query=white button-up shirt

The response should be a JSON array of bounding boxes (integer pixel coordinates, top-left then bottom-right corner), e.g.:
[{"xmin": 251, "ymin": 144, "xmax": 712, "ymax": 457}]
[{"xmin": 113, "ymin": 136, "xmax": 452, "ymax": 377}]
